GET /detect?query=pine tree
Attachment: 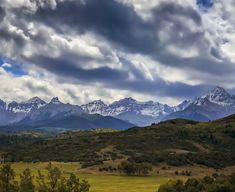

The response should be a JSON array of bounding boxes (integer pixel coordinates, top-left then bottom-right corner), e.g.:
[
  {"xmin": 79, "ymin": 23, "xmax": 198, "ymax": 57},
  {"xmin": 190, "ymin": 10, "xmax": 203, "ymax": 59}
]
[{"xmin": 46, "ymin": 163, "xmax": 62, "ymax": 192}]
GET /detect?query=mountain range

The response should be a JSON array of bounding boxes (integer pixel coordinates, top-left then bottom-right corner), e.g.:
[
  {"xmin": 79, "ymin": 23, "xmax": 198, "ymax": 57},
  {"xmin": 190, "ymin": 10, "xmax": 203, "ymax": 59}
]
[
  {"xmin": 1, "ymin": 86, "xmax": 235, "ymax": 132},
  {"xmin": 82, "ymin": 86, "xmax": 235, "ymax": 125},
  {"xmin": 0, "ymin": 97, "xmax": 134, "ymax": 132}
]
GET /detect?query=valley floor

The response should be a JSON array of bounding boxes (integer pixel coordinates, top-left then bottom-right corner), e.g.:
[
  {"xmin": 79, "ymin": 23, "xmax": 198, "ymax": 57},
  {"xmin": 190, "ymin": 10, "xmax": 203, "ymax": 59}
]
[{"xmin": 10, "ymin": 162, "xmax": 235, "ymax": 192}]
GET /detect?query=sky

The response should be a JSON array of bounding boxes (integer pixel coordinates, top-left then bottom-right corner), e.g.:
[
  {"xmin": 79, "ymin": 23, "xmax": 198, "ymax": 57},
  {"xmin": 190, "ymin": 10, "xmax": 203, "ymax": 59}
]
[{"xmin": 0, "ymin": 0, "xmax": 235, "ymax": 105}]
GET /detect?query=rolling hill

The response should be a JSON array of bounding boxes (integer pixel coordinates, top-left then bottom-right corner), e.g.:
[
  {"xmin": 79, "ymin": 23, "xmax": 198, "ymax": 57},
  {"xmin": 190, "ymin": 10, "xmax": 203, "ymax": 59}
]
[{"xmin": 1, "ymin": 114, "xmax": 235, "ymax": 169}]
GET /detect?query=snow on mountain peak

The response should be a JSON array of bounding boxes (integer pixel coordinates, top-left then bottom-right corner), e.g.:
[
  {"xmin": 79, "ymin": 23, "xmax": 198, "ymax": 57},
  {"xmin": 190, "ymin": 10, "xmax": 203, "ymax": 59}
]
[
  {"xmin": 174, "ymin": 100, "xmax": 192, "ymax": 111},
  {"xmin": 81, "ymin": 100, "xmax": 108, "ymax": 114},
  {"xmin": 82, "ymin": 97, "xmax": 174, "ymax": 121},
  {"xmin": 209, "ymin": 86, "xmax": 228, "ymax": 97},
  {"xmin": 206, "ymin": 86, "xmax": 234, "ymax": 106},
  {"xmin": 190, "ymin": 86, "xmax": 235, "ymax": 107},
  {"xmin": 7, "ymin": 97, "xmax": 47, "ymax": 113}
]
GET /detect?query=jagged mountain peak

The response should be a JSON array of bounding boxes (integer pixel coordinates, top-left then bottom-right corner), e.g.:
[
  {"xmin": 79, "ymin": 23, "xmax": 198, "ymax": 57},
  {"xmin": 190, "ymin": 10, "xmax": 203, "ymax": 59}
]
[
  {"xmin": 208, "ymin": 86, "xmax": 230, "ymax": 97},
  {"xmin": 7, "ymin": 97, "xmax": 47, "ymax": 114},
  {"xmin": 23, "ymin": 97, "xmax": 46, "ymax": 105},
  {"xmin": 205, "ymin": 86, "xmax": 234, "ymax": 106},
  {"xmin": 122, "ymin": 97, "xmax": 136, "ymax": 101},
  {"xmin": 190, "ymin": 86, "xmax": 235, "ymax": 107},
  {"xmin": 88, "ymin": 100, "xmax": 107, "ymax": 106},
  {"xmin": 211, "ymin": 86, "xmax": 227, "ymax": 93},
  {"xmin": 27, "ymin": 96, "xmax": 43, "ymax": 102},
  {"xmin": 50, "ymin": 97, "xmax": 62, "ymax": 105},
  {"xmin": 81, "ymin": 100, "xmax": 108, "ymax": 115},
  {"xmin": 111, "ymin": 97, "xmax": 137, "ymax": 105}
]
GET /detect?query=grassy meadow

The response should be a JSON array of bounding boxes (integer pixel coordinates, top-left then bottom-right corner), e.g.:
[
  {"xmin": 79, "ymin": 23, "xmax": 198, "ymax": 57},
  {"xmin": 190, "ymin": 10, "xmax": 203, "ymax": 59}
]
[{"xmin": 11, "ymin": 162, "xmax": 169, "ymax": 192}]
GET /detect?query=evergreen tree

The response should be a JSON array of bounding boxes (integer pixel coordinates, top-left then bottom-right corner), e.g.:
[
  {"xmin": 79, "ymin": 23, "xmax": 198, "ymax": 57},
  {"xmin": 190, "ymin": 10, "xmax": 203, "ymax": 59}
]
[
  {"xmin": 46, "ymin": 163, "xmax": 62, "ymax": 192},
  {"xmin": 19, "ymin": 168, "xmax": 35, "ymax": 192}
]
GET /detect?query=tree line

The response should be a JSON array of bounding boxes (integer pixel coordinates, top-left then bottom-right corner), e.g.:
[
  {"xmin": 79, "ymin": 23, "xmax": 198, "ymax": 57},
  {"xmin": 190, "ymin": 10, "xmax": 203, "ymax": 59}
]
[{"xmin": 0, "ymin": 163, "xmax": 90, "ymax": 192}]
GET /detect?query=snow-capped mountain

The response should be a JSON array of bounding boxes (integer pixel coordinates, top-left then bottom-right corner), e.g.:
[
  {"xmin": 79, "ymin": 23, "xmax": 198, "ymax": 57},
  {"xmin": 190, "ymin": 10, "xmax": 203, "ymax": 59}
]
[
  {"xmin": 82, "ymin": 87, "xmax": 235, "ymax": 125},
  {"xmin": 193, "ymin": 86, "xmax": 235, "ymax": 107},
  {"xmin": 164, "ymin": 86, "xmax": 235, "ymax": 121},
  {"xmin": 0, "ymin": 97, "xmax": 134, "ymax": 131},
  {"xmin": 1, "ymin": 86, "xmax": 235, "ymax": 130},
  {"xmin": 109, "ymin": 97, "xmax": 174, "ymax": 117},
  {"xmin": 19, "ymin": 97, "xmax": 84, "ymax": 124},
  {"xmin": 82, "ymin": 97, "xmax": 176, "ymax": 126},
  {"xmin": 81, "ymin": 100, "xmax": 109, "ymax": 115},
  {"xmin": 8, "ymin": 97, "xmax": 46, "ymax": 113},
  {"xmin": 0, "ymin": 97, "xmax": 47, "ymax": 126}
]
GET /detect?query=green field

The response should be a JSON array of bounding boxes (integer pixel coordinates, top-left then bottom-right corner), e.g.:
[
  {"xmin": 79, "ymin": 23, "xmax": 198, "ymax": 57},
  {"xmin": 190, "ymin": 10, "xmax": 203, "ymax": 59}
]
[{"xmin": 11, "ymin": 162, "xmax": 169, "ymax": 192}]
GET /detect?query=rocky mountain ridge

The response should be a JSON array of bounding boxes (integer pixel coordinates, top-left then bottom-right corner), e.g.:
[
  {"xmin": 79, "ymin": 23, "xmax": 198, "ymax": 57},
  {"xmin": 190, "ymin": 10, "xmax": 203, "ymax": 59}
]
[{"xmin": 1, "ymin": 86, "xmax": 235, "ymax": 128}]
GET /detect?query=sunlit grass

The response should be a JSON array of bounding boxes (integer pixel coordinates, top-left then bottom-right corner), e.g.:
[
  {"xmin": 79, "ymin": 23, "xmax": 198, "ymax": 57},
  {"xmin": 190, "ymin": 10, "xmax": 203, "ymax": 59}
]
[{"xmin": 11, "ymin": 162, "xmax": 169, "ymax": 192}]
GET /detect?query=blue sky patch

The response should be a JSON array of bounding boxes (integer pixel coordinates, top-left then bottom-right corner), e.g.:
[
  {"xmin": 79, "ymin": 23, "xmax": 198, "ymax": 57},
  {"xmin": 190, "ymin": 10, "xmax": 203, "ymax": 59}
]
[
  {"xmin": 0, "ymin": 56, "xmax": 27, "ymax": 77},
  {"xmin": 197, "ymin": 0, "xmax": 214, "ymax": 9},
  {"xmin": 0, "ymin": 57, "xmax": 4, "ymax": 65}
]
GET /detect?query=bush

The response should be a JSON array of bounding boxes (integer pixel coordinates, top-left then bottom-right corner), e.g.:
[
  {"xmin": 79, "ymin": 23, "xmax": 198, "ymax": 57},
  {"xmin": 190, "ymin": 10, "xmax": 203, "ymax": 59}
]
[{"xmin": 118, "ymin": 161, "xmax": 152, "ymax": 176}]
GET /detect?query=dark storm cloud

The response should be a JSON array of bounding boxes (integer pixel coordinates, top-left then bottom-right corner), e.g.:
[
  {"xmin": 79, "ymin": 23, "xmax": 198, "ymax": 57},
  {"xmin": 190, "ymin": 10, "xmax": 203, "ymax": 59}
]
[
  {"xmin": 31, "ymin": 0, "xmax": 203, "ymax": 54},
  {"xmin": 0, "ymin": 7, "xmax": 5, "ymax": 23},
  {"xmin": 0, "ymin": 26, "xmax": 26, "ymax": 48},
  {"xmin": 32, "ymin": 0, "xmax": 156, "ymax": 54},
  {"xmin": 27, "ymin": 55, "xmax": 129, "ymax": 83},
  {"xmin": 27, "ymin": 0, "xmax": 235, "ymax": 75}
]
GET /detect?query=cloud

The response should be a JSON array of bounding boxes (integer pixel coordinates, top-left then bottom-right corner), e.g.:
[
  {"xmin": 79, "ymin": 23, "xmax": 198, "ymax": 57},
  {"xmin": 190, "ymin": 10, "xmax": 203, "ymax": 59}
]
[
  {"xmin": 0, "ymin": 0, "xmax": 235, "ymax": 105},
  {"xmin": 1, "ymin": 62, "xmax": 11, "ymax": 68},
  {"xmin": 0, "ymin": 6, "xmax": 5, "ymax": 23},
  {"xmin": 31, "ymin": 1, "xmax": 202, "ymax": 56}
]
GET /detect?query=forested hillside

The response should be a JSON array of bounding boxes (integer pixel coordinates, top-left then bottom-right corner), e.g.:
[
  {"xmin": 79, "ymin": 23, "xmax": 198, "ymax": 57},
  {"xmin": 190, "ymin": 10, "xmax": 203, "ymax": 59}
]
[{"xmin": 0, "ymin": 115, "xmax": 235, "ymax": 170}]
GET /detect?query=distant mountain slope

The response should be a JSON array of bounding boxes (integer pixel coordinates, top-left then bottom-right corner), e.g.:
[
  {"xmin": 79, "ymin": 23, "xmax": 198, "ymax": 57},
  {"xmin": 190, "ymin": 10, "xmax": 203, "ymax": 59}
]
[
  {"xmin": 2, "ymin": 114, "xmax": 135, "ymax": 133},
  {"xmin": 80, "ymin": 114, "xmax": 135, "ymax": 130},
  {"xmin": 163, "ymin": 105, "xmax": 211, "ymax": 122},
  {"xmin": 43, "ymin": 113, "xmax": 134, "ymax": 131}
]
